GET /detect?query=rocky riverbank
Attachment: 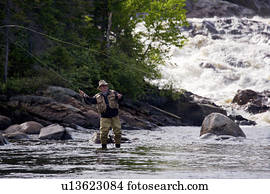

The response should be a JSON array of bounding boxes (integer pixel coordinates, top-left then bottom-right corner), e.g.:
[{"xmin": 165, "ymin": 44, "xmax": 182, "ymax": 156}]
[
  {"xmin": 1, "ymin": 85, "xmax": 265, "ymax": 145},
  {"xmin": 0, "ymin": 86, "xmax": 226, "ymax": 132}
]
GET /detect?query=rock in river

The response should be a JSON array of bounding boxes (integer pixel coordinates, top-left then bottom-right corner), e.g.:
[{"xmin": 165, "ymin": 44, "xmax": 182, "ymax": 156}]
[
  {"xmin": 232, "ymin": 89, "xmax": 270, "ymax": 114},
  {"xmin": 39, "ymin": 124, "xmax": 72, "ymax": 140},
  {"xmin": 20, "ymin": 121, "xmax": 44, "ymax": 134},
  {"xmin": 200, "ymin": 113, "xmax": 246, "ymax": 138}
]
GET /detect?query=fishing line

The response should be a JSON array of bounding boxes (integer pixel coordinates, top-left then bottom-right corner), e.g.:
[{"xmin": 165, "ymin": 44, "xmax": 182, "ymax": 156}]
[
  {"xmin": 11, "ymin": 40, "xmax": 74, "ymax": 86},
  {"xmin": 0, "ymin": 24, "xmax": 154, "ymax": 76}
]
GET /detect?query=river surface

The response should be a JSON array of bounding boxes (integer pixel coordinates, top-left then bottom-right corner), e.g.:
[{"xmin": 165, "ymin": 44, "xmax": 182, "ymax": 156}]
[{"xmin": 1, "ymin": 126, "xmax": 270, "ymax": 179}]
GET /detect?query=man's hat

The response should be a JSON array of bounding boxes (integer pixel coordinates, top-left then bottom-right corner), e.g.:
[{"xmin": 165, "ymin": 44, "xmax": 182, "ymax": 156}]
[{"xmin": 97, "ymin": 80, "xmax": 109, "ymax": 89}]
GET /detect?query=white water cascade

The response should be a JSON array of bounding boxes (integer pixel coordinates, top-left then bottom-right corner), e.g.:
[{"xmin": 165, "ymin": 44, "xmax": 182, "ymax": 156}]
[{"xmin": 148, "ymin": 17, "xmax": 270, "ymax": 125}]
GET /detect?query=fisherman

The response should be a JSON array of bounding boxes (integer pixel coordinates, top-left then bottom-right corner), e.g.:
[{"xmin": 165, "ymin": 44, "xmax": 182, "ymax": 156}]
[{"xmin": 79, "ymin": 80, "xmax": 123, "ymax": 149}]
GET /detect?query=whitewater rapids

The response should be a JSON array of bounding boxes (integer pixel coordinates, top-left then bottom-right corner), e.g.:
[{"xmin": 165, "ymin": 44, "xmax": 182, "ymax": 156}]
[{"xmin": 141, "ymin": 17, "xmax": 270, "ymax": 125}]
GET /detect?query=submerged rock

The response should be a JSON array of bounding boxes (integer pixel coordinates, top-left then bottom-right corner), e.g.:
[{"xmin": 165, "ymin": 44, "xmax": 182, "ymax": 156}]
[
  {"xmin": 200, "ymin": 113, "xmax": 246, "ymax": 137},
  {"xmin": 39, "ymin": 124, "xmax": 72, "ymax": 140}
]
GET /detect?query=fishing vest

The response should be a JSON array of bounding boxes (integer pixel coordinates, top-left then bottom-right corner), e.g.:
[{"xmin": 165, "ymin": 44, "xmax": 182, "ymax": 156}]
[{"xmin": 94, "ymin": 90, "xmax": 119, "ymax": 114}]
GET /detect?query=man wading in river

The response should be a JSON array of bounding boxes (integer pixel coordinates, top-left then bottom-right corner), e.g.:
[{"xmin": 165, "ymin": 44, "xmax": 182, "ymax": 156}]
[{"xmin": 79, "ymin": 80, "xmax": 123, "ymax": 149}]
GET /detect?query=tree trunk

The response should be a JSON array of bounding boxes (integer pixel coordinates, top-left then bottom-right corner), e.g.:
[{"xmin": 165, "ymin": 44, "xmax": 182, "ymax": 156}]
[
  {"xmin": 93, "ymin": 0, "xmax": 109, "ymax": 50},
  {"xmin": 4, "ymin": 28, "xmax": 9, "ymax": 83},
  {"xmin": 106, "ymin": 12, "xmax": 112, "ymax": 49},
  {"xmin": 4, "ymin": 0, "xmax": 10, "ymax": 83}
]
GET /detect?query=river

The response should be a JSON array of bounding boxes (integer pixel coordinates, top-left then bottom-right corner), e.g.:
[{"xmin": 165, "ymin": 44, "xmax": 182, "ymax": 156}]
[{"xmin": 1, "ymin": 126, "xmax": 269, "ymax": 178}]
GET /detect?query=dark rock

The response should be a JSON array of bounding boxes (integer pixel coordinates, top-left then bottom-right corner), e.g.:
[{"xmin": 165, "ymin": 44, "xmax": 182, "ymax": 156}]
[
  {"xmin": 229, "ymin": 114, "xmax": 256, "ymax": 126},
  {"xmin": 0, "ymin": 115, "xmax": 12, "ymax": 130},
  {"xmin": 232, "ymin": 89, "xmax": 270, "ymax": 114},
  {"xmin": 232, "ymin": 89, "xmax": 259, "ymax": 105},
  {"xmin": 239, "ymin": 120, "xmax": 257, "ymax": 126},
  {"xmin": 39, "ymin": 124, "xmax": 72, "ymax": 140},
  {"xmin": 245, "ymin": 104, "xmax": 269, "ymax": 114},
  {"xmin": 200, "ymin": 113, "xmax": 246, "ymax": 137},
  {"xmin": 230, "ymin": 29, "xmax": 241, "ymax": 35},
  {"xmin": 20, "ymin": 121, "xmax": 44, "ymax": 134},
  {"xmin": 211, "ymin": 35, "xmax": 223, "ymax": 40},
  {"xmin": 0, "ymin": 133, "xmax": 9, "ymax": 145}
]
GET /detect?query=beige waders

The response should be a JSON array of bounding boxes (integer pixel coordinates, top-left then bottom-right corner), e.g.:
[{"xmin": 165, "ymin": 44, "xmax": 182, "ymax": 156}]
[{"xmin": 100, "ymin": 116, "xmax": 121, "ymax": 145}]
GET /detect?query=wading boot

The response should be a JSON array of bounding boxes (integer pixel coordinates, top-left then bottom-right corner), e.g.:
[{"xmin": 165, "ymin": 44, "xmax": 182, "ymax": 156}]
[
  {"xmin": 102, "ymin": 144, "xmax": 107, "ymax": 149},
  {"xmin": 115, "ymin": 144, "xmax": 120, "ymax": 148}
]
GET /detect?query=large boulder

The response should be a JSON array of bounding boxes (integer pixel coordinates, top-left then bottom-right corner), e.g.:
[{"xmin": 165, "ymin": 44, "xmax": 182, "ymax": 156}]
[
  {"xmin": 200, "ymin": 113, "xmax": 246, "ymax": 137},
  {"xmin": 0, "ymin": 133, "xmax": 9, "ymax": 145},
  {"xmin": 0, "ymin": 115, "xmax": 12, "ymax": 130},
  {"xmin": 3, "ymin": 122, "xmax": 44, "ymax": 138},
  {"xmin": 20, "ymin": 121, "xmax": 44, "ymax": 134},
  {"xmin": 39, "ymin": 124, "xmax": 72, "ymax": 140}
]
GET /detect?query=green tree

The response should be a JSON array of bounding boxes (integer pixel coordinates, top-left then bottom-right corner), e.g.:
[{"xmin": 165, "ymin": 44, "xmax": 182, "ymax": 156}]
[
  {"xmin": 89, "ymin": 0, "xmax": 188, "ymax": 97},
  {"xmin": 0, "ymin": 0, "xmax": 188, "ymax": 99}
]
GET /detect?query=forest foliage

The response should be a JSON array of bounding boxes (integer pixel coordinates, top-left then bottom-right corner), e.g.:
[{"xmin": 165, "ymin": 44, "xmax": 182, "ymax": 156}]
[{"xmin": 0, "ymin": 0, "xmax": 188, "ymax": 98}]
